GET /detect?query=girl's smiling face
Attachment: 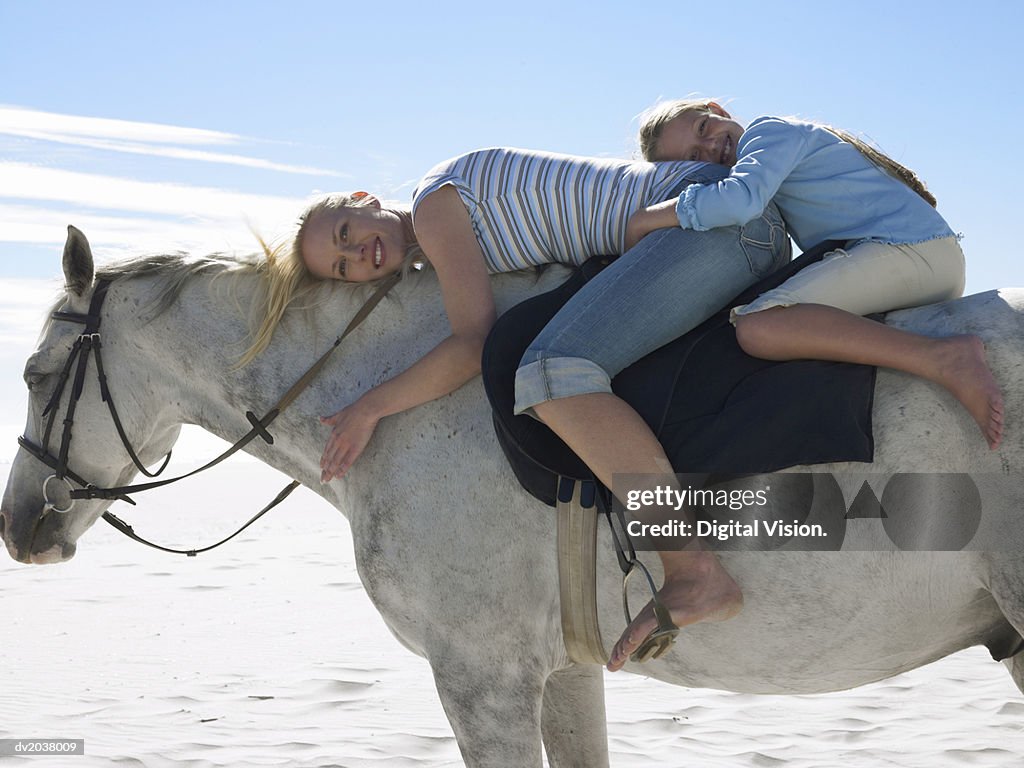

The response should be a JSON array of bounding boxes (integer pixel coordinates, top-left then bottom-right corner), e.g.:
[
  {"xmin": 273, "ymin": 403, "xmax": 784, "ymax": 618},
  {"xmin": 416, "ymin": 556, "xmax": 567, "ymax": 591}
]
[{"xmin": 653, "ymin": 102, "xmax": 744, "ymax": 167}]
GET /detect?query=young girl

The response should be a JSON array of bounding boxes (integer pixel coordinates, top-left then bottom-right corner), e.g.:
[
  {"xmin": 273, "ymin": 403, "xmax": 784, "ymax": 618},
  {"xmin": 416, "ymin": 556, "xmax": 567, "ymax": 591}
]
[{"xmin": 630, "ymin": 99, "xmax": 1003, "ymax": 450}]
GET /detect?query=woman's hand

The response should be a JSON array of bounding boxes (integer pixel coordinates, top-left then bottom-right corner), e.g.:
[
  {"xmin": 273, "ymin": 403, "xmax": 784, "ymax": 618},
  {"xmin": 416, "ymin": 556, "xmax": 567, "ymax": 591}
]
[
  {"xmin": 319, "ymin": 397, "xmax": 381, "ymax": 482},
  {"xmin": 624, "ymin": 197, "xmax": 682, "ymax": 251}
]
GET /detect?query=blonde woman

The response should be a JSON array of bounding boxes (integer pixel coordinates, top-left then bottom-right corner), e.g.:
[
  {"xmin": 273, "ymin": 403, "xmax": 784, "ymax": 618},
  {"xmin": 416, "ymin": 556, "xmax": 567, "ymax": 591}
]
[
  {"xmin": 249, "ymin": 147, "xmax": 792, "ymax": 671},
  {"xmin": 632, "ymin": 99, "xmax": 1003, "ymax": 453}
]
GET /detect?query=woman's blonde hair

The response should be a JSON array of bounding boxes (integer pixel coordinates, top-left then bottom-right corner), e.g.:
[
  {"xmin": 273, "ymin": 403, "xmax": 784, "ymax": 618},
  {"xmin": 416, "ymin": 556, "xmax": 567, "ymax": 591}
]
[
  {"xmin": 239, "ymin": 192, "xmax": 426, "ymax": 366},
  {"xmin": 639, "ymin": 99, "xmax": 937, "ymax": 207}
]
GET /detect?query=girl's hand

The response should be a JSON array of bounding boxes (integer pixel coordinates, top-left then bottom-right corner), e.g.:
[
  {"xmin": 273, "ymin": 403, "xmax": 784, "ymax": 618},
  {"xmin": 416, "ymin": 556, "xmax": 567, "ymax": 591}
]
[
  {"xmin": 319, "ymin": 398, "xmax": 381, "ymax": 482},
  {"xmin": 624, "ymin": 198, "xmax": 682, "ymax": 251}
]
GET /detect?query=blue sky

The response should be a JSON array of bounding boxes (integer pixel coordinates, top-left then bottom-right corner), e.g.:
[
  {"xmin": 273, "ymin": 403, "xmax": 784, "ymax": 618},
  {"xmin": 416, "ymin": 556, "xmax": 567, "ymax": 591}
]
[
  {"xmin": 2, "ymin": 1, "xmax": 1022, "ymax": 287},
  {"xmin": 1, "ymin": 0, "xmax": 1023, "ymax": 458}
]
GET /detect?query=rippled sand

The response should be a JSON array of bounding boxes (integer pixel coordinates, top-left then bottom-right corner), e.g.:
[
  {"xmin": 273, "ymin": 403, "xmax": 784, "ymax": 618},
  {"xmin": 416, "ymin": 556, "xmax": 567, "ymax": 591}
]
[{"xmin": 3, "ymin": 463, "xmax": 1023, "ymax": 767}]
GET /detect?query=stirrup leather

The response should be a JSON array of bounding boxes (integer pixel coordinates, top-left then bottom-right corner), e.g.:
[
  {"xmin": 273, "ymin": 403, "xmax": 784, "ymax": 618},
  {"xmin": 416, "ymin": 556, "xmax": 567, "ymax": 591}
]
[{"xmin": 556, "ymin": 478, "xmax": 607, "ymax": 664}]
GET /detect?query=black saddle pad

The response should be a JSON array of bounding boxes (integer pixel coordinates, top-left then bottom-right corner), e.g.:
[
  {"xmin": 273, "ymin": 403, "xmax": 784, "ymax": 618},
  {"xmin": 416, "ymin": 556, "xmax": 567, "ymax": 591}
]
[{"xmin": 482, "ymin": 240, "xmax": 877, "ymax": 507}]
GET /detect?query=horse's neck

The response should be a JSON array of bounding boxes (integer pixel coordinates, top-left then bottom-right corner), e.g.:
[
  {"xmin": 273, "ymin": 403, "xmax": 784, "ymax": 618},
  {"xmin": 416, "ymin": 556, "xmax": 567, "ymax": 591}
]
[
  {"xmin": 121, "ymin": 266, "xmax": 573, "ymax": 503},
  {"xmin": 114, "ymin": 275, "xmax": 308, "ymax": 472},
  {"xmin": 131, "ymin": 273, "xmax": 440, "ymax": 490}
]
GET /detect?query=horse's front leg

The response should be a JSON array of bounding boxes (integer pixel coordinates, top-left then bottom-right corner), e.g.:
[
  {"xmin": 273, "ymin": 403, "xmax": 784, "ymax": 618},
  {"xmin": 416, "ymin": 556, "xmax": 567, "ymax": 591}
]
[
  {"xmin": 430, "ymin": 654, "xmax": 548, "ymax": 767},
  {"xmin": 541, "ymin": 664, "xmax": 609, "ymax": 768}
]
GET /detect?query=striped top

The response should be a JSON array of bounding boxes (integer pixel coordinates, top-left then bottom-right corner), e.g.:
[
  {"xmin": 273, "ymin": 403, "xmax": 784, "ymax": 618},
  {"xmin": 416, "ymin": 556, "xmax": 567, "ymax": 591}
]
[{"xmin": 411, "ymin": 147, "xmax": 721, "ymax": 273}]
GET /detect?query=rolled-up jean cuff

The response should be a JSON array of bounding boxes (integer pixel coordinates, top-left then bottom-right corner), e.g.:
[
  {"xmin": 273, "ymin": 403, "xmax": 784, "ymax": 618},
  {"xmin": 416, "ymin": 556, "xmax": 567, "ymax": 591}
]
[
  {"xmin": 730, "ymin": 291, "xmax": 801, "ymax": 324},
  {"xmin": 513, "ymin": 356, "xmax": 613, "ymax": 417}
]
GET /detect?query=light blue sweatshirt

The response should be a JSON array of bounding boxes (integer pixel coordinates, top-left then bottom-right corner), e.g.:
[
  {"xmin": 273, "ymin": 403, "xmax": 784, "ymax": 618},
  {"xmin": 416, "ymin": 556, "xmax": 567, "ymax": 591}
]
[{"xmin": 675, "ymin": 116, "xmax": 954, "ymax": 251}]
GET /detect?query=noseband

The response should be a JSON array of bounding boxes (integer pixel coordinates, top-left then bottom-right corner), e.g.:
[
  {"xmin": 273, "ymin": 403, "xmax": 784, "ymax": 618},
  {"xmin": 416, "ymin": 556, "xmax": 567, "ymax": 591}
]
[{"xmin": 17, "ymin": 271, "xmax": 401, "ymax": 555}]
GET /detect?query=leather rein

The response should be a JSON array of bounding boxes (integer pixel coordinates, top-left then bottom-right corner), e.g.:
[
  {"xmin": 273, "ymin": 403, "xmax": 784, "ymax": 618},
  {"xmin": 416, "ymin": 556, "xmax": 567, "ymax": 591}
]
[{"xmin": 17, "ymin": 271, "xmax": 401, "ymax": 556}]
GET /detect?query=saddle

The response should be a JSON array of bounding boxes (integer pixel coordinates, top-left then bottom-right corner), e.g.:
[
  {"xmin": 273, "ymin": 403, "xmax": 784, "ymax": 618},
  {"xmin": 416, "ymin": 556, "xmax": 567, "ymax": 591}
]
[
  {"xmin": 482, "ymin": 240, "xmax": 879, "ymax": 665},
  {"xmin": 482, "ymin": 240, "xmax": 877, "ymax": 506}
]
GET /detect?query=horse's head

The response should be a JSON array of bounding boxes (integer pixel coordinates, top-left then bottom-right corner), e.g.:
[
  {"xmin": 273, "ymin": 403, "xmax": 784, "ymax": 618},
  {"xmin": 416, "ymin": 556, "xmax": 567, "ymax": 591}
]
[{"xmin": 2, "ymin": 227, "xmax": 181, "ymax": 563}]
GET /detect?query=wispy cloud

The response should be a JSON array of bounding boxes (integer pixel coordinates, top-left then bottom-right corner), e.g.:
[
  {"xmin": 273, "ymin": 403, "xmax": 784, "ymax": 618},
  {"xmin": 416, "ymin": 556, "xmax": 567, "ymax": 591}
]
[
  {"xmin": 0, "ymin": 105, "xmax": 345, "ymax": 177},
  {"xmin": 0, "ymin": 162, "xmax": 308, "ymax": 259},
  {"xmin": 0, "ymin": 161, "xmax": 302, "ymax": 218},
  {"xmin": 0, "ymin": 105, "xmax": 241, "ymax": 145},
  {"xmin": 0, "ymin": 106, "xmax": 340, "ymax": 275},
  {"xmin": 0, "ymin": 202, "xmax": 279, "ymax": 260}
]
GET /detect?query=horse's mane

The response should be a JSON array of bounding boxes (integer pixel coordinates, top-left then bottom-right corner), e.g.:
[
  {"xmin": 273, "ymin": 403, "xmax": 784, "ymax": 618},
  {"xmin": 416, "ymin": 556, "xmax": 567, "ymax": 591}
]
[
  {"xmin": 94, "ymin": 251, "xmax": 263, "ymax": 282},
  {"xmin": 93, "ymin": 251, "xmax": 265, "ymax": 320},
  {"xmin": 51, "ymin": 250, "xmax": 551, "ymax": 362},
  {"xmin": 85, "ymin": 251, "xmax": 429, "ymax": 363}
]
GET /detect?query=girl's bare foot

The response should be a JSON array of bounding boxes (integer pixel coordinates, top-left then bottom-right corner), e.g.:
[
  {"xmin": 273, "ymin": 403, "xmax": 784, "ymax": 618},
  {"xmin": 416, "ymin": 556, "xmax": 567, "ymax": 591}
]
[{"xmin": 935, "ymin": 335, "xmax": 1004, "ymax": 450}]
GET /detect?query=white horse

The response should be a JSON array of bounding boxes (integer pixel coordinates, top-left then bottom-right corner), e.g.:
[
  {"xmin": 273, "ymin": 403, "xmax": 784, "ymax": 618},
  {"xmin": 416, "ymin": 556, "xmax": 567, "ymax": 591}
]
[{"xmin": 4, "ymin": 226, "xmax": 1024, "ymax": 767}]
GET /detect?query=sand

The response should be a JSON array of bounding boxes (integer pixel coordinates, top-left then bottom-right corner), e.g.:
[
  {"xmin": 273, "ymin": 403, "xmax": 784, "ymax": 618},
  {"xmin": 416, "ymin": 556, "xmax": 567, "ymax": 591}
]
[{"xmin": 2, "ymin": 458, "xmax": 1023, "ymax": 767}]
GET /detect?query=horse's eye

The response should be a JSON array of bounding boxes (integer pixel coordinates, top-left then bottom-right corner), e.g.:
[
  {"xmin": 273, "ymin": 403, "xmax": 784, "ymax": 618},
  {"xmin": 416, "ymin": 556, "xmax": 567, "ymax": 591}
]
[{"xmin": 24, "ymin": 370, "xmax": 47, "ymax": 392}]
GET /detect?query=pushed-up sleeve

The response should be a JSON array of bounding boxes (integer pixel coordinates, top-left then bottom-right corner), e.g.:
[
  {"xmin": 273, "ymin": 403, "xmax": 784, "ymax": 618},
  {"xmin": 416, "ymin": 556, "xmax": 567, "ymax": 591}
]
[{"xmin": 676, "ymin": 117, "xmax": 808, "ymax": 230}]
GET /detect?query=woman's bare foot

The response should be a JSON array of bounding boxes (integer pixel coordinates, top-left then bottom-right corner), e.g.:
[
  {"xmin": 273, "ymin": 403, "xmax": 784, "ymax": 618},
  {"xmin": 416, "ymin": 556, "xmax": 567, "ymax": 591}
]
[
  {"xmin": 933, "ymin": 335, "xmax": 1004, "ymax": 450},
  {"xmin": 607, "ymin": 551, "xmax": 743, "ymax": 672}
]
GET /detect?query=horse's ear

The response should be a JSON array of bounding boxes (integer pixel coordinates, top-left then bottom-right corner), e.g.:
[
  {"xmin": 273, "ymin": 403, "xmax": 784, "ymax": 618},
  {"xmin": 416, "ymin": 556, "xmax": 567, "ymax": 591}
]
[{"xmin": 62, "ymin": 225, "xmax": 94, "ymax": 297}]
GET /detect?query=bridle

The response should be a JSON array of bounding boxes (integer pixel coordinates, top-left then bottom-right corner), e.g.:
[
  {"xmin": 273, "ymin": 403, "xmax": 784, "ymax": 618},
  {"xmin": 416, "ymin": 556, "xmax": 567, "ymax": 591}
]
[
  {"xmin": 19, "ymin": 280, "xmax": 146, "ymax": 513},
  {"xmin": 17, "ymin": 271, "xmax": 401, "ymax": 556}
]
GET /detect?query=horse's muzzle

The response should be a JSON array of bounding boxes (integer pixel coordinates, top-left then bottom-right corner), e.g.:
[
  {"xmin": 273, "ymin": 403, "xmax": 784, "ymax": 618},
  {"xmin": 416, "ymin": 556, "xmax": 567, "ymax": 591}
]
[{"xmin": 1, "ymin": 486, "xmax": 76, "ymax": 564}]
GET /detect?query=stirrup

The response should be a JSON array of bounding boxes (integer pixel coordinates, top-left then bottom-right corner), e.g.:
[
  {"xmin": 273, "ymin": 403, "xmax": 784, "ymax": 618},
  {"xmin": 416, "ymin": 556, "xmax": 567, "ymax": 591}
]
[{"xmin": 622, "ymin": 560, "xmax": 679, "ymax": 663}]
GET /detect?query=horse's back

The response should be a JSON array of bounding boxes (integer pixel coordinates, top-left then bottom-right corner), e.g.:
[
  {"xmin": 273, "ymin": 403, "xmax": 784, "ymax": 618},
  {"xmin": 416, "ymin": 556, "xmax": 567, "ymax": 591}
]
[
  {"xmin": 887, "ymin": 288, "xmax": 1024, "ymax": 354},
  {"xmin": 635, "ymin": 288, "xmax": 1024, "ymax": 691}
]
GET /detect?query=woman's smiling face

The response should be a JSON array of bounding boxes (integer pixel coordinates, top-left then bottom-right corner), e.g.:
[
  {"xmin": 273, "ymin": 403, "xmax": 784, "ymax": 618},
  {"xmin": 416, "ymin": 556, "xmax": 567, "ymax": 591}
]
[{"xmin": 301, "ymin": 198, "xmax": 407, "ymax": 282}]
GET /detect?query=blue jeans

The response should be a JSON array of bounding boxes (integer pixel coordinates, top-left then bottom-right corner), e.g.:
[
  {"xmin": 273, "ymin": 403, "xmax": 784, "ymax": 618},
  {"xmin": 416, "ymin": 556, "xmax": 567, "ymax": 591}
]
[{"xmin": 513, "ymin": 203, "xmax": 790, "ymax": 415}]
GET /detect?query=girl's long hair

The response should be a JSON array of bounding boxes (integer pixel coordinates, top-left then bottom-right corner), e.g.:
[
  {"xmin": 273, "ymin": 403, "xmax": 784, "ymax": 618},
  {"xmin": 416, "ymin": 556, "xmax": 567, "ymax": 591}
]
[{"xmin": 822, "ymin": 126, "xmax": 936, "ymax": 206}]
